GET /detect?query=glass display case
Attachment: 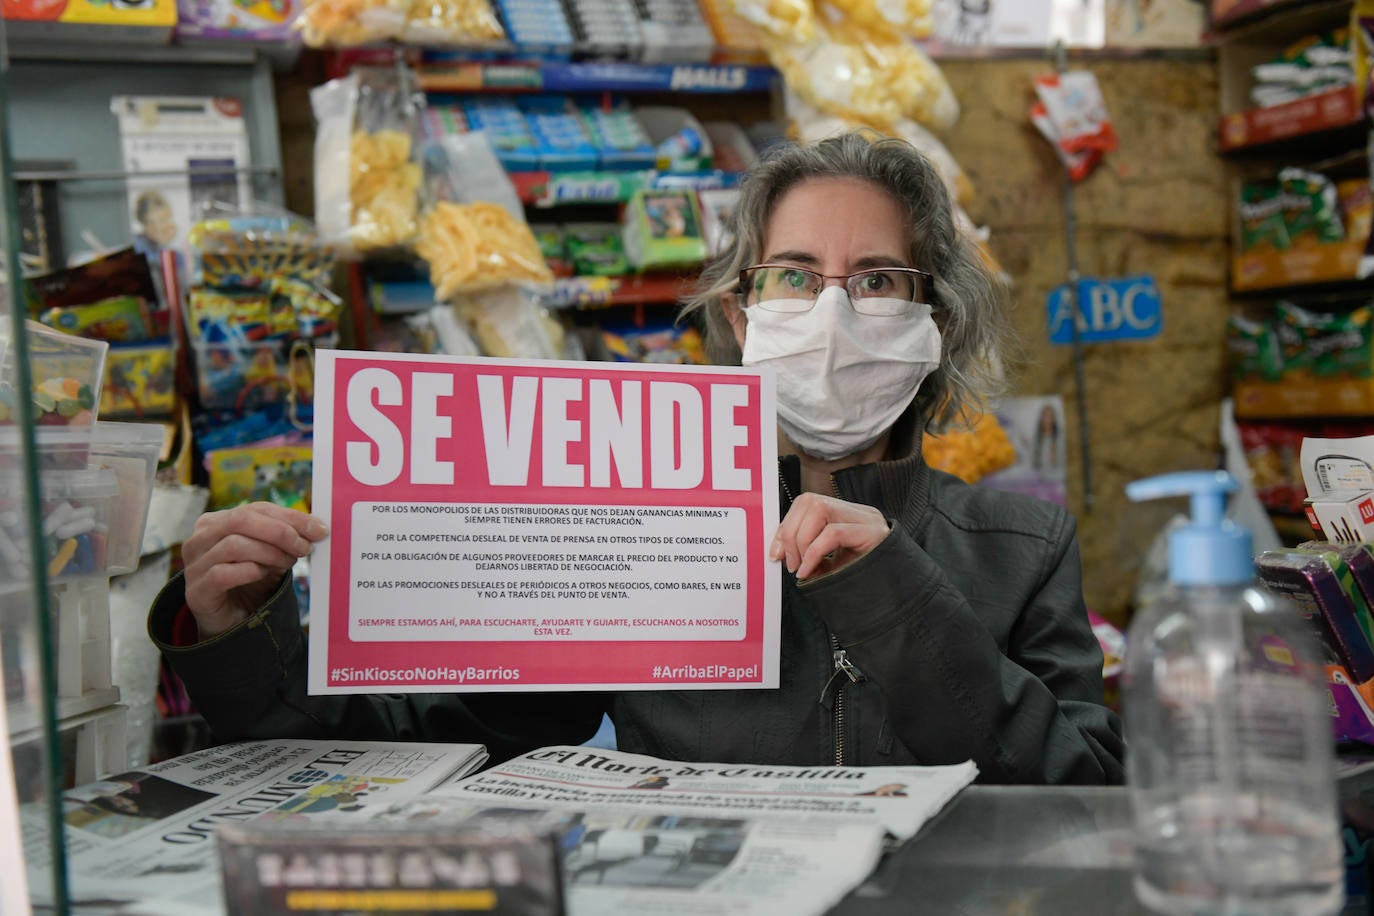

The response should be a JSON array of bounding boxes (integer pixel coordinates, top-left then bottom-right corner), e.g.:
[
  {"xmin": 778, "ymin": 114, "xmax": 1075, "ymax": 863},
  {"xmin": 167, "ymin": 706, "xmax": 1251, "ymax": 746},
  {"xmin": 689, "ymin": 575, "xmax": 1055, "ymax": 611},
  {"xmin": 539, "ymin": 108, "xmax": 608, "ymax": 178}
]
[{"xmin": 1, "ymin": 21, "xmax": 74, "ymax": 911}]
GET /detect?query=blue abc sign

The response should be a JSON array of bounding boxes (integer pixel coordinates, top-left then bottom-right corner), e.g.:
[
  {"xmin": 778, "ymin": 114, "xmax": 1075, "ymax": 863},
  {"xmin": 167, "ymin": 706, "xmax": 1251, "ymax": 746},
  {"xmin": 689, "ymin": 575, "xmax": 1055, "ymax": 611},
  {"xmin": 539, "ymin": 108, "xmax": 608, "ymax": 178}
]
[{"xmin": 1046, "ymin": 275, "xmax": 1162, "ymax": 345}]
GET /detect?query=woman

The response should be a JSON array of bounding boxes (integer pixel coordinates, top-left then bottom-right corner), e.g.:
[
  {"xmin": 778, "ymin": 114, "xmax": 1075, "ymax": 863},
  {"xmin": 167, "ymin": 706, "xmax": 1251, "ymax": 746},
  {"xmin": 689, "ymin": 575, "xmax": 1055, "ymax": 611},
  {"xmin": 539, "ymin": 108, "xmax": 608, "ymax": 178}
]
[{"xmin": 149, "ymin": 132, "xmax": 1123, "ymax": 784}]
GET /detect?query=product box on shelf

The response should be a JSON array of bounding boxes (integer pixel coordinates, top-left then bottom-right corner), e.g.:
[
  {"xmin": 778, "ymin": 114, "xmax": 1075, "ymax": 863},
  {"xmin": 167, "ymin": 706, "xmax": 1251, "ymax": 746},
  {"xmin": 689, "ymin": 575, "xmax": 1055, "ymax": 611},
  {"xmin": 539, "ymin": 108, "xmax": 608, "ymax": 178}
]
[
  {"xmin": 1231, "ymin": 171, "xmax": 1371, "ymax": 292},
  {"xmin": 1257, "ymin": 544, "xmax": 1374, "ymax": 745},
  {"xmin": 1, "ymin": 0, "xmax": 176, "ymax": 42},
  {"xmin": 174, "ymin": 0, "xmax": 302, "ymax": 42},
  {"xmin": 1216, "ymin": 2, "xmax": 1360, "ymax": 152},
  {"xmin": 1231, "ymin": 302, "xmax": 1374, "ymax": 417}
]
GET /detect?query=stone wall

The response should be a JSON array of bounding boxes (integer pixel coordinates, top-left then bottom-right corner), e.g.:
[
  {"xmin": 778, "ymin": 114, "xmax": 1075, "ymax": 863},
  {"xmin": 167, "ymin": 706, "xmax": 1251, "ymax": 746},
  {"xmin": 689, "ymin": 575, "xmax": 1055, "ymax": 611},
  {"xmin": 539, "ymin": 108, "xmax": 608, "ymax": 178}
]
[{"xmin": 940, "ymin": 57, "xmax": 1230, "ymax": 625}]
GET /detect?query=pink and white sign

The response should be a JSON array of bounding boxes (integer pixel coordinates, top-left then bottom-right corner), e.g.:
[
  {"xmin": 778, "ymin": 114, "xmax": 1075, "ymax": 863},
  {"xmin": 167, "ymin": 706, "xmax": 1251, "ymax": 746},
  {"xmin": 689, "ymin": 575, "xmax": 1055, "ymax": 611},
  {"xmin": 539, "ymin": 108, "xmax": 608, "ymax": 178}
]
[{"xmin": 309, "ymin": 350, "xmax": 780, "ymax": 694}]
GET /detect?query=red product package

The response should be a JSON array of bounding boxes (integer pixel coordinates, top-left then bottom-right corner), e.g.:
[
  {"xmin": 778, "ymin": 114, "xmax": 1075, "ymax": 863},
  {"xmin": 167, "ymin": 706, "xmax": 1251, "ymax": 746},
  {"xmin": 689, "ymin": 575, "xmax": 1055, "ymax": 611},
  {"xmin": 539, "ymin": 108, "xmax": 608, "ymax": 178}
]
[
  {"xmin": 1029, "ymin": 102, "xmax": 1103, "ymax": 183},
  {"xmin": 1034, "ymin": 71, "xmax": 1119, "ymax": 155}
]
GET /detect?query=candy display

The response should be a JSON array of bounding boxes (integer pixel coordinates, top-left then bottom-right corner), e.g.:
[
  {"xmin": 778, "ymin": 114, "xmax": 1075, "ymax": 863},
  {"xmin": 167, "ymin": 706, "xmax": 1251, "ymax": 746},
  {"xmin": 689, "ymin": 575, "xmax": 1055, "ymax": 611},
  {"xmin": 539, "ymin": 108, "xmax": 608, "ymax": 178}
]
[
  {"xmin": 636, "ymin": 0, "xmax": 714, "ymax": 62},
  {"xmin": 1, "ymin": 322, "xmax": 106, "ymax": 428},
  {"xmin": 0, "ymin": 468, "xmax": 117, "ymax": 582},
  {"xmin": 491, "ymin": 0, "xmax": 575, "ymax": 53}
]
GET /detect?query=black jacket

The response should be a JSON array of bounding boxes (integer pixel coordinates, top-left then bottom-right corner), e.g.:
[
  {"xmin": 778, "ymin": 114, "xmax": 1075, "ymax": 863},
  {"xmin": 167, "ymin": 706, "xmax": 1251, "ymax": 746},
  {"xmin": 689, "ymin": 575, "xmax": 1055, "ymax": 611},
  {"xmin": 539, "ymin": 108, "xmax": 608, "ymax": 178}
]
[{"xmin": 149, "ymin": 452, "xmax": 1124, "ymax": 785}]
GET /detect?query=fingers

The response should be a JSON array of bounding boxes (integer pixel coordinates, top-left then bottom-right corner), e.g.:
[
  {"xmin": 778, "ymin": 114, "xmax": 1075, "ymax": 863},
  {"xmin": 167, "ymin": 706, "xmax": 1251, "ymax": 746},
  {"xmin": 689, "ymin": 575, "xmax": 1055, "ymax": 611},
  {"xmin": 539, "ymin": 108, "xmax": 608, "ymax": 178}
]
[
  {"xmin": 185, "ymin": 560, "xmax": 275, "ymax": 616},
  {"xmin": 771, "ymin": 493, "xmax": 888, "ymax": 580},
  {"xmin": 185, "ymin": 503, "xmax": 328, "ymax": 567},
  {"xmin": 182, "ymin": 503, "xmax": 329, "ymax": 622}
]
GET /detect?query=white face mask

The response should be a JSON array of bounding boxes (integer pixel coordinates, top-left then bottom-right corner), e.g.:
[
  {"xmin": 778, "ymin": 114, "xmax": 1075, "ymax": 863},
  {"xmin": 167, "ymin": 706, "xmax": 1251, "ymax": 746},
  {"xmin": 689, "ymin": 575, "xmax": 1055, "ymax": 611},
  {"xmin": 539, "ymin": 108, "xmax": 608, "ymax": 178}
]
[{"xmin": 741, "ymin": 285, "xmax": 941, "ymax": 461}]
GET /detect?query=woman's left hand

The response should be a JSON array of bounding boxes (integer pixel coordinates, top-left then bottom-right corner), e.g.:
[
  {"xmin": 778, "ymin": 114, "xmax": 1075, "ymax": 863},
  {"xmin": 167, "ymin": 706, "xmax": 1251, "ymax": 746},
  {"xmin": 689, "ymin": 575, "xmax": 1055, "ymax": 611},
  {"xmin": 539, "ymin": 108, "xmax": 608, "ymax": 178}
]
[{"xmin": 770, "ymin": 493, "xmax": 890, "ymax": 580}]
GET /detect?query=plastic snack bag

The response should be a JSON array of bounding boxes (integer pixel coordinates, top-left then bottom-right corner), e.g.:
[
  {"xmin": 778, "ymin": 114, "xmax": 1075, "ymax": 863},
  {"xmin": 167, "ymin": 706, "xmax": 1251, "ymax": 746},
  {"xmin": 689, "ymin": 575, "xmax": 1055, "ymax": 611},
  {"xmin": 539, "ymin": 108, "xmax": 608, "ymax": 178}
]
[
  {"xmin": 817, "ymin": 0, "xmax": 931, "ymax": 40},
  {"xmin": 415, "ymin": 132, "xmax": 553, "ymax": 300},
  {"xmin": 727, "ymin": 0, "xmax": 814, "ymax": 43},
  {"xmin": 767, "ymin": 21, "xmax": 958, "ymax": 131},
  {"xmin": 296, "ymin": 0, "xmax": 409, "ymax": 46},
  {"xmin": 1033, "ymin": 70, "xmax": 1118, "ymax": 155},
  {"xmin": 454, "ymin": 286, "xmax": 563, "ymax": 360},
  {"xmin": 403, "ymin": 0, "xmax": 506, "ymax": 44},
  {"xmin": 311, "ymin": 67, "xmax": 424, "ymax": 258}
]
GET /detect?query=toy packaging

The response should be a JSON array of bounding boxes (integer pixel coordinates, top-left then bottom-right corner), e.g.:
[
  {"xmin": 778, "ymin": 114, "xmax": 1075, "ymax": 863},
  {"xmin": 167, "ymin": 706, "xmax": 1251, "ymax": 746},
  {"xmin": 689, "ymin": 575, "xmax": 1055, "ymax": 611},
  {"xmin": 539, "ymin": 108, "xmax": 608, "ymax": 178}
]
[
  {"xmin": 622, "ymin": 188, "xmax": 707, "ymax": 270},
  {"xmin": 208, "ymin": 443, "xmax": 313, "ymax": 511},
  {"xmin": 175, "ymin": 0, "xmax": 304, "ymax": 41}
]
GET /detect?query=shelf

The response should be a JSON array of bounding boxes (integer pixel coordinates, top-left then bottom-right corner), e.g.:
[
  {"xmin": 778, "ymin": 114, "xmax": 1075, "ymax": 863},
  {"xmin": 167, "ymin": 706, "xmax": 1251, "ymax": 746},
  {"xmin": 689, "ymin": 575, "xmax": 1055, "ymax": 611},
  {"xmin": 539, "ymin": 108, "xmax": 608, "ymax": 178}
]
[
  {"xmin": 1219, "ymin": 86, "xmax": 1364, "ymax": 154},
  {"xmin": 3, "ymin": 32, "xmax": 299, "ymax": 68},
  {"xmin": 540, "ymin": 273, "xmax": 694, "ymax": 309},
  {"xmin": 1214, "ymin": 0, "xmax": 1341, "ymax": 33},
  {"xmin": 416, "ymin": 60, "xmax": 776, "ymax": 94},
  {"xmin": 1230, "ymin": 239, "xmax": 1369, "ymax": 294},
  {"xmin": 509, "ymin": 169, "xmax": 740, "ymax": 206},
  {"xmin": 1235, "ymin": 376, "xmax": 1374, "ymax": 418},
  {"xmin": 6, "ymin": 687, "xmax": 121, "ymax": 744}
]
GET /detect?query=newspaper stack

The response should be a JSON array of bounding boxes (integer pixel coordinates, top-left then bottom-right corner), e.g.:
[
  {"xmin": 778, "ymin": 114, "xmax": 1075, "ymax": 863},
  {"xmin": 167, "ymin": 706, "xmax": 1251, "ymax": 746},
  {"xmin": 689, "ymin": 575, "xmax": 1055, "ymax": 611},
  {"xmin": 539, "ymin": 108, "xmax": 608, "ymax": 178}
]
[
  {"xmin": 27, "ymin": 742, "xmax": 976, "ymax": 915},
  {"xmin": 364, "ymin": 745, "xmax": 978, "ymax": 916},
  {"xmin": 23, "ymin": 739, "xmax": 488, "ymax": 912}
]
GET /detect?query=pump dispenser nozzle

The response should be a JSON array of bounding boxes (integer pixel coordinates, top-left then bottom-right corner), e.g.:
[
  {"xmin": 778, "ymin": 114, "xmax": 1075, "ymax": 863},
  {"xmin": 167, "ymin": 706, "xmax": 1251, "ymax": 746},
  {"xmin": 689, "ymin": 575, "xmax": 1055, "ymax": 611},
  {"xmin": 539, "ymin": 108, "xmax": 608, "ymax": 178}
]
[{"xmin": 1125, "ymin": 470, "xmax": 1253, "ymax": 587}]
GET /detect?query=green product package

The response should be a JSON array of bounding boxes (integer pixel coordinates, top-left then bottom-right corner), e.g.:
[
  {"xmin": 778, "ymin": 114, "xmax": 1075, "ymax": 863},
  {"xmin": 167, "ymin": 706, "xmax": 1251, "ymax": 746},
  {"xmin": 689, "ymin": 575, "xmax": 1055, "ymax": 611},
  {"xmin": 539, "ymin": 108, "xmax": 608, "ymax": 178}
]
[
  {"xmin": 565, "ymin": 223, "xmax": 630, "ymax": 277},
  {"xmin": 1227, "ymin": 313, "xmax": 1284, "ymax": 382},
  {"xmin": 1239, "ymin": 182, "xmax": 1291, "ymax": 253},
  {"xmin": 1278, "ymin": 300, "xmax": 1374, "ymax": 379},
  {"xmin": 1279, "ymin": 167, "xmax": 1346, "ymax": 245},
  {"xmin": 622, "ymin": 189, "xmax": 708, "ymax": 271}
]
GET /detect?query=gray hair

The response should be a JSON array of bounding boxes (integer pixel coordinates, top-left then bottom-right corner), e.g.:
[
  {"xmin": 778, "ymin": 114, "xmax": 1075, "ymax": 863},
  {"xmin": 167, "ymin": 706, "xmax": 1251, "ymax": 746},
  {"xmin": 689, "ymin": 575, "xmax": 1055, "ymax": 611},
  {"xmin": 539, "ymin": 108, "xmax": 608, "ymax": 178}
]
[{"xmin": 680, "ymin": 131, "xmax": 1010, "ymax": 434}]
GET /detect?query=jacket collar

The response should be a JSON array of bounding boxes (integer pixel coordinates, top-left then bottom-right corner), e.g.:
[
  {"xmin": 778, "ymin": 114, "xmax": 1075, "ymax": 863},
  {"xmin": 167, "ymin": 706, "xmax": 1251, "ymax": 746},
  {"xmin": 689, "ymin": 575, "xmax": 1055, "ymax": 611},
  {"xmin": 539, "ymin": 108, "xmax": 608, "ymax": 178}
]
[{"xmin": 777, "ymin": 407, "xmax": 933, "ymax": 532}]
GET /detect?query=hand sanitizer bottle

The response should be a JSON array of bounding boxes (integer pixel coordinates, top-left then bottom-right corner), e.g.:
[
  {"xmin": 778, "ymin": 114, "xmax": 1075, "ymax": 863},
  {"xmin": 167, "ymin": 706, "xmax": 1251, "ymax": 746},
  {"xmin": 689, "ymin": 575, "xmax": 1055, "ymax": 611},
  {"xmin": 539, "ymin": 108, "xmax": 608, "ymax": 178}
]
[{"xmin": 1123, "ymin": 470, "xmax": 1344, "ymax": 916}]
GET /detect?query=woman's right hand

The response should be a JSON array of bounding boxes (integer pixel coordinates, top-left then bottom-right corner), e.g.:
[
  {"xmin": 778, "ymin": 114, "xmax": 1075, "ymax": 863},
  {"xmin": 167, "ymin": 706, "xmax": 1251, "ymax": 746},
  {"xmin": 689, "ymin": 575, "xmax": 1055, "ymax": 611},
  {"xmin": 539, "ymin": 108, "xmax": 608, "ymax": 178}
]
[{"xmin": 182, "ymin": 502, "xmax": 328, "ymax": 639}]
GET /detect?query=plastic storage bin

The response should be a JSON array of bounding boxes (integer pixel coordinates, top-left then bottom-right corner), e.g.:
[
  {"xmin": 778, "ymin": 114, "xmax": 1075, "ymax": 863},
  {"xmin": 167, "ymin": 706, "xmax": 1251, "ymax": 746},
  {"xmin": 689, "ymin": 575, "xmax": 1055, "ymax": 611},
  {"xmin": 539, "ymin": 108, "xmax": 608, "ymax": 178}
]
[
  {"xmin": 0, "ymin": 320, "xmax": 107, "ymax": 428},
  {"xmin": 89, "ymin": 422, "xmax": 165, "ymax": 575},
  {"xmin": 0, "ymin": 466, "xmax": 118, "ymax": 582}
]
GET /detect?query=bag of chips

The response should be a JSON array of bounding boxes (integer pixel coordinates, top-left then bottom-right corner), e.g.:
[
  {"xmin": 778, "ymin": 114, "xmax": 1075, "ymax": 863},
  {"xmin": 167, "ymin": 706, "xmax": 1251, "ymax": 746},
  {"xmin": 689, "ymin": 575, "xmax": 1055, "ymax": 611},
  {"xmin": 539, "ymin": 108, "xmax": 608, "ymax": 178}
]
[
  {"xmin": 414, "ymin": 132, "xmax": 553, "ymax": 300},
  {"xmin": 312, "ymin": 66, "xmax": 424, "ymax": 258}
]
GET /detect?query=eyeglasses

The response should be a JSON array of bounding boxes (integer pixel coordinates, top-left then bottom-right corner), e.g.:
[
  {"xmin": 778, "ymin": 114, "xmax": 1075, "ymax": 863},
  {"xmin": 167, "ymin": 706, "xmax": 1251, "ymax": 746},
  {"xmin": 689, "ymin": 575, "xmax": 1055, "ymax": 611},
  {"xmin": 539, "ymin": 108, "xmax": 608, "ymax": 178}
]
[{"xmin": 737, "ymin": 264, "xmax": 935, "ymax": 317}]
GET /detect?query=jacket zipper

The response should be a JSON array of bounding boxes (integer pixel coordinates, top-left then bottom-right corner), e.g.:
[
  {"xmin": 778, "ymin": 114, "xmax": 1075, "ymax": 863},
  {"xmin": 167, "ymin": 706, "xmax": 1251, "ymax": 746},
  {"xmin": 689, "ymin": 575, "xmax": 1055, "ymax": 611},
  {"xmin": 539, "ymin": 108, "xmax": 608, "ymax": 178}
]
[{"xmin": 781, "ymin": 462, "xmax": 865, "ymax": 766}]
